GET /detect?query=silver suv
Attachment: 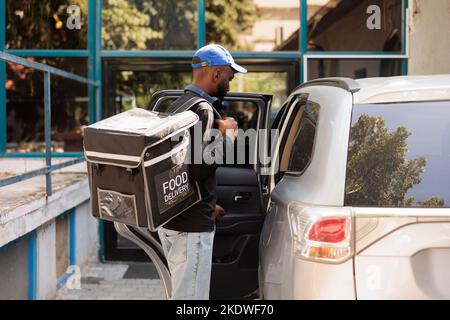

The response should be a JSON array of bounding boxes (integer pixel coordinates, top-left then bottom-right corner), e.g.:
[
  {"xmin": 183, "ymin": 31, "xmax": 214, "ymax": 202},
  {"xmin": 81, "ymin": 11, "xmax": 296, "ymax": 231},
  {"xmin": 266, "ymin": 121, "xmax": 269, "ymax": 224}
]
[
  {"xmin": 135, "ymin": 75, "xmax": 450, "ymax": 300},
  {"xmin": 259, "ymin": 75, "xmax": 450, "ymax": 299}
]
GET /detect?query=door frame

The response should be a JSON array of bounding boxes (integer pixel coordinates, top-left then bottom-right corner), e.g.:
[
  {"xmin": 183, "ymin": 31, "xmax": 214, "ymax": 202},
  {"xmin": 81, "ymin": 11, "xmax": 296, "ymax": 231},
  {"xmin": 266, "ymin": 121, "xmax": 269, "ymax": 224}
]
[{"xmin": 101, "ymin": 58, "xmax": 300, "ymax": 262}]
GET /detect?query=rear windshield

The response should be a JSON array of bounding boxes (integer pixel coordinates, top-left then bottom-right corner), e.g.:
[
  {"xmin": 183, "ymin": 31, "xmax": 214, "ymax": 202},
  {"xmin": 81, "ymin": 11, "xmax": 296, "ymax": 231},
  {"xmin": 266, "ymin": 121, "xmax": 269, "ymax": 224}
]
[{"xmin": 345, "ymin": 100, "xmax": 450, "ymax": 208}]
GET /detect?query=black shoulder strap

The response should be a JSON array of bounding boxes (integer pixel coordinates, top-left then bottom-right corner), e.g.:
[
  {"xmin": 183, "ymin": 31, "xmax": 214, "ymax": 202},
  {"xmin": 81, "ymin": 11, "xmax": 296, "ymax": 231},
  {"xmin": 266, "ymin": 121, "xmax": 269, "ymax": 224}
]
[{"xmin": 173, "ymin": 96, "xmax": 222, "ymax": 119}]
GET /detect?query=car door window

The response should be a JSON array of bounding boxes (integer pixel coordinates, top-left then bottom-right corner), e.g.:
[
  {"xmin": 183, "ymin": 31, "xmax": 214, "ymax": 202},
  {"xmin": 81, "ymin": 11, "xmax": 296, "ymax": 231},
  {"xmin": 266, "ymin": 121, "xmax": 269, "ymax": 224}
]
[
  {"xmin": 270, "ymin": 96, "xmax": 291, "ymax": 130},
  {"xmin": 280, "ymin": 100, "xmax": 320, "ymax": 178},
  {"xmin": 152, "ymin": 97, "xmax": 259, "ymax": 131},
  {"xmin": 261, "ymin": 97, "xmax": 290, "ymax": 175},
  {"xmin": 220, "ymin": 100, "xmax": 260, "ymax": 168},
  {"xmin": 152, "ymin": 97, "xmax": 177, "ymax": 112},
  {"xmin": 222, "ymin": 100, "xmax": 258, "ymax": 132},
  {"xmin": 273, "ymin": 95, "xmax": 311, "ymax": 184},
  {"xmin": 151, "ymin": 94, "xmax": 269, "ymax": 168}
]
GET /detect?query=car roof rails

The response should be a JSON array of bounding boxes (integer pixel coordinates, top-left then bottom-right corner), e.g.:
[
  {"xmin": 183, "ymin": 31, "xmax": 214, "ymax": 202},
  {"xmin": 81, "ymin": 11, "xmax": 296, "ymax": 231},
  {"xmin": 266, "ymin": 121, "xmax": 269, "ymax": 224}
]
[{"xmin": 294, "ymin": 77, "xmax": 361, "ymax": 93}]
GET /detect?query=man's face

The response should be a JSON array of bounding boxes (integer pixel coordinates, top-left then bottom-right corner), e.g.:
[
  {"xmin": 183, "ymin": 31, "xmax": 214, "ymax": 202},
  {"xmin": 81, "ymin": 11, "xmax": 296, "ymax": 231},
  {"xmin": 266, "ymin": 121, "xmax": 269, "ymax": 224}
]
[{"xmin": 215, "ymin": 66, "xmax": 235, "ymax": 101}]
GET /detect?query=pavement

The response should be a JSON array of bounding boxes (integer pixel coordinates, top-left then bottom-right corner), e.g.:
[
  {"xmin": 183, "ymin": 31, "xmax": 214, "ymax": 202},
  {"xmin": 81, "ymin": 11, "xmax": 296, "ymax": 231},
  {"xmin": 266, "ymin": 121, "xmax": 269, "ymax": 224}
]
[{"xmin": 55, "ymin": 262, "xmax": 165, "ymax": 300}]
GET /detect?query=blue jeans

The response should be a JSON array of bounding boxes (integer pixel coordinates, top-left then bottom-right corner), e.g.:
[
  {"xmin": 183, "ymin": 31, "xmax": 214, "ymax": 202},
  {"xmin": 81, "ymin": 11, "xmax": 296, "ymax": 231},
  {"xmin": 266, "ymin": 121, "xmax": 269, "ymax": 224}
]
[{"xmin": 158, "ymin": 227, "xmax": 215, "ymax": 300}]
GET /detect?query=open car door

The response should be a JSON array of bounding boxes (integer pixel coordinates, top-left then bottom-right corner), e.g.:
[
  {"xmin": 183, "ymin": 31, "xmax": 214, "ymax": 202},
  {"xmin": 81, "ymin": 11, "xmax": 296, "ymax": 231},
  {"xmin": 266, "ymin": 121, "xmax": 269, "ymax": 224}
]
[{"xmin": 150, "ymin": 90, "xmax": 272, "ymax": 299}]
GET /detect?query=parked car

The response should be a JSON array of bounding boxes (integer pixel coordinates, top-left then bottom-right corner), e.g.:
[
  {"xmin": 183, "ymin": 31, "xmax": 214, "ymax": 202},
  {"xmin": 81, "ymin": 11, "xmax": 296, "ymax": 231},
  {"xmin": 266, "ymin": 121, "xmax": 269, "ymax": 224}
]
[
  {"xmin": 259, "ymin": 75, "xmax": 450, "ymax": 299},
  {"xmin": 145, "ymin": 75, "xmax": 450, "ymax": 300}
]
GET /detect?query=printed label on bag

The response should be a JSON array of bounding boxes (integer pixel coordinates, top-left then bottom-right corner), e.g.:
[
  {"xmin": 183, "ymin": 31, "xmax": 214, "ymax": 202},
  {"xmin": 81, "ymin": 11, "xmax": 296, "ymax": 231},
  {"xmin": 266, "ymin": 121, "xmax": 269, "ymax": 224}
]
[{"xmin": 154, "ymin": 164, "xmax": 195, "ymax": 214}]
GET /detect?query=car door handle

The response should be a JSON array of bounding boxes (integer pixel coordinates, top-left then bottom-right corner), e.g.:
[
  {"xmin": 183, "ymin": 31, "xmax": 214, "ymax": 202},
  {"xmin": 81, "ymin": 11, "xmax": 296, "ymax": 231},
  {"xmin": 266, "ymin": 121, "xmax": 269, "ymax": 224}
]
[{"xmin": 234, "ymin": 192, "xmax": 251, "ymax": 202}]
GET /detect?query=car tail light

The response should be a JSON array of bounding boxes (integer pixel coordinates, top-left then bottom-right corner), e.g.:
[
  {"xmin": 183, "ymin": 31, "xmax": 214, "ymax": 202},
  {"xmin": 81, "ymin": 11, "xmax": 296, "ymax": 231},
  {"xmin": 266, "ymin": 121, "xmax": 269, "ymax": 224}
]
[
  {"xmin": 288, "ymin": 202, "xmax": 353, "ymax": 263},
  {"xmin": 308, "ymin": 218, "xmax": 348, "ymax": 243}
]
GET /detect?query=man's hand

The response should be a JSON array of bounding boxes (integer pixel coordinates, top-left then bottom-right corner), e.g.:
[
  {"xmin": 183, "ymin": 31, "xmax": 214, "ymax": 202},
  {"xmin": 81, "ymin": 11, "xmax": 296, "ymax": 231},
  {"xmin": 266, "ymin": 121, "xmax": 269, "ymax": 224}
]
[
  {"xmin": 215, "ymin": 117, "xmax": 238, "ymax": 142},
  {"xmin": 212, "ymin": 204, "xmax": 226, "ymax": 221}
]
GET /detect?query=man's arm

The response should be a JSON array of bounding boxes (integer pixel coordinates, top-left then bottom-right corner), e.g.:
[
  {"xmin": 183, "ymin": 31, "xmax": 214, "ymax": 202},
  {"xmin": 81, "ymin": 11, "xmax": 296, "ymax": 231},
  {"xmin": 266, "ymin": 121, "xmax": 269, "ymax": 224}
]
[
  {"xmin": 189, "ymin": 103, "xmax": 236, "ymax": 181},
  {"xmin": 189, "ymin": 103, "xmax": 218, "ymax": 181}
]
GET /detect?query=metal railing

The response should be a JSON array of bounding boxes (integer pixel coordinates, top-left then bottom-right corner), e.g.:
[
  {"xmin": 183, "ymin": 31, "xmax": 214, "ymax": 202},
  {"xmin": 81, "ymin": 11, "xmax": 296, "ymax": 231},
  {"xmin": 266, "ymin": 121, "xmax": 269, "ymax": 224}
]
[{"xmin": 0, "ymin": 52, "xmax": 100, "ymax": 197}]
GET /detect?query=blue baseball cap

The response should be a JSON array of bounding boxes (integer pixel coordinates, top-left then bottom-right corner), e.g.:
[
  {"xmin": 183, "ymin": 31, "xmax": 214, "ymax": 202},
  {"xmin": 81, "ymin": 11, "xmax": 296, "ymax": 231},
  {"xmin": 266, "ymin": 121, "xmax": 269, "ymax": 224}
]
[{"xmin": 192, "ymin": 44, "xmax": 247, "ymax": 74}]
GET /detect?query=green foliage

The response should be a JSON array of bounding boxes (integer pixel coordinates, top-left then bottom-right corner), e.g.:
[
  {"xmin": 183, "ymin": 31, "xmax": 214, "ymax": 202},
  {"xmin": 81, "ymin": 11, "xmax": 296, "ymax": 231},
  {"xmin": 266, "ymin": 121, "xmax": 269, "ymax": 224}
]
[
  {"xmin": 102, "ymin": 0, "xmax": 197, "ymax": 50},
  {"xmin": 346, "ymin": 114, "xmax": 444, "ymax": 207},
  {"xmin": 102, "ymin": 0, "xmax": 161, "ymax": 50},
  {"xmin": 103, "ymin": 0, "xmax": 259, "ymax": 50},
  {"xmin": 230, "ymin": 72, "xmax": 287, "ymax": 109},
  {"xmin": 7, "ymin": 0, "xmax": 259, "ymax": 50},
  {"xmin": 114, "ymin": 71, "xmax": 191, "ymax": 112},
  {"xmin": 417, "ymin": 197, "xmax": 445, "ymax": 208},
  {"xmin": 206, "ymin": 0, "xmax": 259, "ymax": 50},
  {"xmin": 6, "ymin": 0, "xmax": 88, "ymax": 49}
]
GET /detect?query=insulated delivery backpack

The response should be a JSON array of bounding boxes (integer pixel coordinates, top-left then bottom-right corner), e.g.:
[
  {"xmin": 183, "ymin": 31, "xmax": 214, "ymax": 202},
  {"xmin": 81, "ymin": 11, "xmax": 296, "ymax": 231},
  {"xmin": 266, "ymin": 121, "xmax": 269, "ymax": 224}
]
[{"xmin": 83, "ymin": 97, "xmax": 212, "ymax": 231}]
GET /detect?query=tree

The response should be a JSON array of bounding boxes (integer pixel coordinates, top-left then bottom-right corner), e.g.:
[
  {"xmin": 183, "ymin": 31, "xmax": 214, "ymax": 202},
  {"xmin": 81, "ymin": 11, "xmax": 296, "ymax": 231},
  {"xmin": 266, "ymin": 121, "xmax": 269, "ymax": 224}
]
[
  {"xmin": 417, "ymin": 197, "xmax": 445, "ymax": 208},
  {"xmin": 113, "ymin": 70, "xmax": 191, "ymax": 113},
  {"xmin": 7, "ymin": 0, "xmax": 259, "ymax": 51},
  {"xmin": 206, "ymin": 0, "xmax": 259, "ymax": 50},
  {"xmin": 6, "ymin": 0, "xmax": 88, "ymax": 49},
  {"xmin": 103, "ymin": 0, "xmax": 259, "ymax": 51},
  {"xmin": 102, "ymin": 0, "xmax": 161, "ymax": 50},
  {"xmin": 102, "ymin": 0, "xmax": 197, "ymax": 50},
  {"xmin": 345, "ymin": 114, "xmax": 445, "ymax": 207}
]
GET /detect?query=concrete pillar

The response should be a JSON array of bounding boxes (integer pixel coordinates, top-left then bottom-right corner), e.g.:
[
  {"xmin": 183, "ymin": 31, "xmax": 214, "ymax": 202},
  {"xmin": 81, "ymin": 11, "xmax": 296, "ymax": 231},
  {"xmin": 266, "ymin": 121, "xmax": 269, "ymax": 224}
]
[
  {"xmin": 74, "ymin": 200, "xmax": 99, "ymax": 267},
  {"xmin": 36, "ymin": 221, "xmax": 57, "ymax": 300},
  {"xmin": 408, "ymin": 0, "xmax": 450, "ymax": 75}
]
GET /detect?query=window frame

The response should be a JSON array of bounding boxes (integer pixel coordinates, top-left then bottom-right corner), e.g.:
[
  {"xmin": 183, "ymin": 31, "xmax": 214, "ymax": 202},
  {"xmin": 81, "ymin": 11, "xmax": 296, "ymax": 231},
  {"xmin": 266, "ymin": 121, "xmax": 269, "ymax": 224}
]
[
  {"xmin": 306, "ymin": 0, "xmax": 406, "ymax": 54},
  {"xmin": 0, "ymin": 0, "xmax": 409, "ymax": 157},
  {"xmin": 271, "ymin": 93, "xmax": 308, "ymax": 185}
]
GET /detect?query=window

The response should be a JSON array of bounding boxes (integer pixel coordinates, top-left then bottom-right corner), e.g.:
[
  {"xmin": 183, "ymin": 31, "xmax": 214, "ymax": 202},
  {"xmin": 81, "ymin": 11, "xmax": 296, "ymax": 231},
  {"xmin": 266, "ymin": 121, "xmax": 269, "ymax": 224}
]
[
  {"xmin": 276, "ymin": 98, "xmax": 305, "ymax": 176},
  {"xmin": 345, "ymin": 101, "xmax": 450, "ymax": 208},
  {"xmin": 307, "ymin": 59, "xmax": 403, "ymax": 81},
  {"xmin": 102, "ymin": 0, "xmax": 197, "ymax": 50},
  {"xmin": 230, "ymin": 72, "xmax": 289, "ymax": 115},
  {"xmin": 6, "ymin": 0, "xmax": 88, "ymax": 49},
  {"xmin": 222, "ymin": 100, "xmax": 258, "ymax": 132},
  {"xmin": 109, "ymin": 69, "xmax": 192, "ymax": 116},
  {"xmin": 151, "ymin": 97, "xmax": 259, "ymax": 131},
  {"xmin": 222, "ymin": 100, "xmax": 259, "ymax": 167},
  {"xmin": 273, "ymin": 96, "xmax": 319, "ymax": 184},
  {"xmin": 287, "ymin": 100, "xmax": 319, "ymax": 173},
  {"xmin": 206, "ymin": 0, "xmax": 300, "ymax": 51},
  {"xmin": 152, "ymin": 96, "xmax": 260, "ymax": 167},
  {"xmin": 6, "ymin": 58, "xmax": 89, "ymax": 153},
  {"xmin": 307, "ymin": 0, "xmax": 403, "ymax": 52}
]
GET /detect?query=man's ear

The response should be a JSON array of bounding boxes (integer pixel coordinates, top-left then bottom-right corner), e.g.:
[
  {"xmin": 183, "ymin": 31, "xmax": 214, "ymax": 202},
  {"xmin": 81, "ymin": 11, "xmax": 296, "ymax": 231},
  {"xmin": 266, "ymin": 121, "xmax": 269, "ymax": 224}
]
[{"xmin": 212, "ymin": 68, "xmax": 221, "ymax": 82}]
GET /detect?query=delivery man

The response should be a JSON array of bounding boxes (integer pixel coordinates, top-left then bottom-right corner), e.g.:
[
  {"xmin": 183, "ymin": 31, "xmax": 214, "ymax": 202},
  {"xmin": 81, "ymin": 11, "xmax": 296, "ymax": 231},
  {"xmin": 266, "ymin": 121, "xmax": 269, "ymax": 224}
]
[{"xmin": 157, "ymin": 44, "xmax": 247, "ymax": 300}]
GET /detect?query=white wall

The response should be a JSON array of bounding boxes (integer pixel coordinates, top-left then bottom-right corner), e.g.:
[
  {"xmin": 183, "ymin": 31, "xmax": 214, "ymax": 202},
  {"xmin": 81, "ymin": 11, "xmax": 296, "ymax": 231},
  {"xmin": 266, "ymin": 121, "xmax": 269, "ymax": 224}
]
[
  {"xmin": 408, "ymin": 0, "xmax": 450, "ymax": 75},
  {"xmin": 74, "ymin": 201, "xmax": 99, "ymax": 266},
  {"xmin": 36, "ymin": 221, "xmax": 56, "ymax": 300}
]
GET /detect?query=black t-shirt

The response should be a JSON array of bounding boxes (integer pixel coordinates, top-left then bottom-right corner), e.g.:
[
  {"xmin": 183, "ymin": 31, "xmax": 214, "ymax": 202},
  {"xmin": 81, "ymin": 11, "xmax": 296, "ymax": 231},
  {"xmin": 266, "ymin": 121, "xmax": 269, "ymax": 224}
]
[{"xmin": 162, "ymin": 92, "xmax": 226, "ymax": 232}]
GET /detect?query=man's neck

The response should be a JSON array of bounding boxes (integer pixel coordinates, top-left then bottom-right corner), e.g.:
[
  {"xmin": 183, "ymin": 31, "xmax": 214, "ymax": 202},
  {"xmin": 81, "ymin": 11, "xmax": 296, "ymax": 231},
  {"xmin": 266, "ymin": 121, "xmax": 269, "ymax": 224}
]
[
  {"xmin": 186, "ymin": 84, "xmax": 217, "ymax": 102},
  {"xmin": 191, "ymin": 82, "xmax": 213, "ymax": 96},
  {"xmin": 185, "ymin": 84, "xmax": 223, "ymax": 111}
]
